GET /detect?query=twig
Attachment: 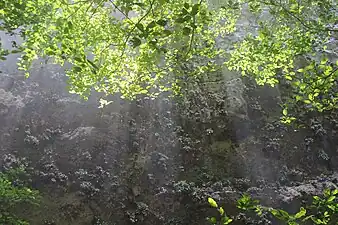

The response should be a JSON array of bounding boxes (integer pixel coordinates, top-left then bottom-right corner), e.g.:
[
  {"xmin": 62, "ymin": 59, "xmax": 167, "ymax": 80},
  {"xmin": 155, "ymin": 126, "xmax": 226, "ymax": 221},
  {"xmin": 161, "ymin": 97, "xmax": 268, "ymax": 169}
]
[
  {"xmin": 185, "ymin": 15, "xmax": 196, "ymax": 59},
  {"xmin": 108, "ymin": 0, "xmax": 135, "ymax": 24},
  {"xmin": 273, "ymin": 0, "xmax": 337, "ymax": 33},
  {"xmin": 184, "ymin": 0, "xmax": 203, "ymax": 59},
  {"xmin": 65, "ymin": 0, "xmax": 93, "ymax": 20},
  {"xmin": 113, "ymin": 0, "xmax": 155, "ymax": 73}
]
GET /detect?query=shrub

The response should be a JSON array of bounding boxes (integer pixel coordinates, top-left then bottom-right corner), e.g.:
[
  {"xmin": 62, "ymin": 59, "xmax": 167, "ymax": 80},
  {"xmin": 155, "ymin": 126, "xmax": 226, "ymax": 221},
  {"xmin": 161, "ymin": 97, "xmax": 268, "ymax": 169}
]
[
  {"xmin": 0, "ymin": 167, "xmax": 40, "ymax": 225},
  {"xmin": 208, "ymin": 189, "xmax": 338, "ymax": 225}
]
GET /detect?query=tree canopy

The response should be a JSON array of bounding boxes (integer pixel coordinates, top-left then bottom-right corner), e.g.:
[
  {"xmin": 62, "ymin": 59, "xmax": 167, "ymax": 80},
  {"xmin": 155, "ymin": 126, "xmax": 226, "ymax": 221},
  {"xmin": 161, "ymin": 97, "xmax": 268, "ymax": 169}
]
[{"xmin": 0, "ymin": 0, "xmax": 337, "ymax": 120}]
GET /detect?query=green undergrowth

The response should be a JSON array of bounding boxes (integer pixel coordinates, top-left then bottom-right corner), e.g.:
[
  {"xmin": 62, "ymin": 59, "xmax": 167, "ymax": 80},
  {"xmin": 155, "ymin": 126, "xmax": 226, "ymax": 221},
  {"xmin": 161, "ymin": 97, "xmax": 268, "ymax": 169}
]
[
  {"xmin": 0, "ymin": 167, "xmax": 40, "ymax": 225},
  {"xmin": 208, "ymin": 189, "xmax": 338, "ymax": 225}
]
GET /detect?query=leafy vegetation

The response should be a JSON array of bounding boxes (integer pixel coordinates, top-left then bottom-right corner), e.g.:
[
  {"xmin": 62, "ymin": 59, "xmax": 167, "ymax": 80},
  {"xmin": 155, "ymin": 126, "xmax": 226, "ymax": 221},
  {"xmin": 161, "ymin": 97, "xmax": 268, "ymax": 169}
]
[
  {"xmin": 0, "ymin": 0, "xmax": 337, "ymax": 121},
  {"xmin": 207, "ymin": 197, "xmax": 233, "ymax": 224},
  {"xmin": 208, "ymin": 189, "xmax": 338, "ymax": 225},
  {"xmin": 1, "ymin": 0, "xmax": 233, "ymax": 100},
  {"xmin": 0, "ymin": 167, "xmax": 40, "ymax": 225},
  {"xmin": 226, "ymin": 0, "xmax": 338, "ymax": 123}
]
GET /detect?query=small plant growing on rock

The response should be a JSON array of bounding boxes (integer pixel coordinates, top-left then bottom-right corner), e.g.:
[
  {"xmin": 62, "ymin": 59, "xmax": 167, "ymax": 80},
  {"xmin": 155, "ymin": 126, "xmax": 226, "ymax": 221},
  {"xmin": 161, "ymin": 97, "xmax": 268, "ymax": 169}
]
[
  {"xmin": 237, "ymin": 194, "xmax": 307, "ymax": 225},
  {"xmin": 207, "ymin": 197, "xmax": 233, "ymax": 225},
  {"xmin": 309, "ymin": 189, "xmax": 338, "ymax": 224},
  {"xmin": 207, "ymin": 189, "xmax": 338, "ymax": 225},
  {"xmin": 0, "ymin": 167, "xmax": 40, "ymax": 225}
]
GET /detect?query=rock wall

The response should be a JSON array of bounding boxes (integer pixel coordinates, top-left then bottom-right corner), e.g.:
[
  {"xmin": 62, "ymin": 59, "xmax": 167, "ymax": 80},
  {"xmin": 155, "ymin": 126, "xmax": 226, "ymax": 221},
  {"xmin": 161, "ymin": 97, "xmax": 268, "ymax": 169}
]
[{"xmin": 1, "ymin": 31, "xmax": 338, "ymax": 225}]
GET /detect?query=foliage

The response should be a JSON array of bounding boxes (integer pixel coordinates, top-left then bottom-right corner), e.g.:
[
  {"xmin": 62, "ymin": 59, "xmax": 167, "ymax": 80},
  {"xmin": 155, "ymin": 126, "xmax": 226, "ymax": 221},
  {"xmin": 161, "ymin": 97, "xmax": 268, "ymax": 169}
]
[
  {"xmin": 0, "ymin": 167, "xmax": 40, "ymax": 225},
  {"xmin": 0, "ymin": 0, "xmax": 337, "ymax": 120},
  {"xmin": 310, "ymin": 189, "xmax": 338, "ymax": 224},
  {"xmin": 0, "ymin": 0, "xmax": 234, "ymax": 100},
  {"xmin": 207, "ymin": 197, "xmax": 233, "ymax": 225},
  {"xmin": 225, "ymin": 0, "xmax": 338, "ymax": 122},
  {"xmin": 207, "ymin": 188, "xmax": 338, "ymax": 225}
]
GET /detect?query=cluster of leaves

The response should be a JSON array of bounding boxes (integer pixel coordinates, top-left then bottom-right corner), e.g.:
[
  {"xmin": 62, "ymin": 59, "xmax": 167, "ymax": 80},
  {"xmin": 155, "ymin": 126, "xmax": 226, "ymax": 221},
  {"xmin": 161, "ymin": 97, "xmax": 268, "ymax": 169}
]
[
  {"xmin": 0, "ymin": 0, "xmax": 238, "ymax": 100},
  {"xmin": 0, "ymin": 167, "xmax": 40, "ymax": 225},
  {"xmin": 207, "ymin": 197, "xmax": 233, "ymax": 225},
  {"xmin": 0, "ymin": 0, "xmax": 337, "ymax": 120},
  {"xmin": 225, "ymin": 0, "xmax": 338, "ymax": 122},
  {"xmin": 207, "ymin": 188, "xmax": 338, "ymax": 225}
]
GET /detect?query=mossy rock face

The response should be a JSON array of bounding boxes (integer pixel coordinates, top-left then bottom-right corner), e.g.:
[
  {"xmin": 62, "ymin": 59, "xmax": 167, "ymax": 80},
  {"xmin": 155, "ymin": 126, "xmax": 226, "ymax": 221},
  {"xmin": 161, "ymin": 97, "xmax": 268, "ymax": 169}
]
[
  {"xmin": 210, "ymin": 140, "xmax": 234, "ymax": 156},
  {"xmin": 203, "ymin": 140, "xmax": 235, "ymax": 179},
  {"xmin": 180, "ymin": 166, "xmax": 215, "ymax": 184},
  {"xmin": 20, "ymin": 192, "xmax": 95, "ymax": 225}
]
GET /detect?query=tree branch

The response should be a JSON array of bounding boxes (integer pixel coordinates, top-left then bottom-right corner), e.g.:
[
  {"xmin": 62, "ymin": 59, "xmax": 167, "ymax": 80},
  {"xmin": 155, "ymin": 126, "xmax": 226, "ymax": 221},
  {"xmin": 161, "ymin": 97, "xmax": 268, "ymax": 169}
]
[
  {"xmin": 108, "ymin": 0, "xmax": 134, "ymax": 24},
  {"xmin": 113, "ymin": 0, "xmax": 155, "ymax": 73}
]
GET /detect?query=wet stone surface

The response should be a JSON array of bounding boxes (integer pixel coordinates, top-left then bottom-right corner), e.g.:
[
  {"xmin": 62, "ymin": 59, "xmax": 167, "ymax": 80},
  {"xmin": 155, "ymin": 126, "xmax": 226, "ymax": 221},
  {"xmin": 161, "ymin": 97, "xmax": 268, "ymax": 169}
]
[{"xmin": 0, "ymin": 31, "xmax": 338, "ymax": 225}]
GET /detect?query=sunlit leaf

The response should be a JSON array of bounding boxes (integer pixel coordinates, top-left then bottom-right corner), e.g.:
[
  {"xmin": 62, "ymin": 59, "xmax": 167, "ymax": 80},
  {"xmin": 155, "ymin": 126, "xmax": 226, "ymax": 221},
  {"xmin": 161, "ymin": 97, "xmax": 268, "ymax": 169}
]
[
  {"xmin": 208, "ymin": 197, "xmax": 218, "ymax": 208},
  {"xmin": 295, "ymin": 207, "xmax": 306, "ymax": 219}
]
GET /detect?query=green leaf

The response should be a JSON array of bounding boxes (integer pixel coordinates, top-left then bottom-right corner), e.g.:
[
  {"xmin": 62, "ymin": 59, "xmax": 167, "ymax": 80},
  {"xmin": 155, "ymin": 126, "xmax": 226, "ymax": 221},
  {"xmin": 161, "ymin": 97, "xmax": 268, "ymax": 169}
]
[
  {"xmin": 308, "ymin": 94, "xmax": 314, "ymax": 101},
  {"xmin": 163, "ymin": 30, "xmax": 172, "ymax": 36},
  {"xmin": 224, "ymin": 218, "xmax": 233, "ymax": 224},
  {"xmin": 306, "ymin": 63, "xmax": 315, "ymax": 70},
  {"xmin": 270, "ymin": 209, "xmax": 280, "ymax": 217},
  {"xmin": 219, "ymin": 207, "xmax": 224, "ymax": 215},
  {"xmin": 11, "ymin": 49, "xmax": 22, "ymax": 54},
  {"xmin": 67, "ymin": 21, "xmax": 73, "ymax": 29},
  {"xmin": 131, "ymin": 37, "xmax": 142, "ymax": 48},
  {"xmin": 158, "ymin": 0, "xmax": 167, "ymax": 5},
  {"xmin": 74, "ymin": 57, "xmax": 83, "ymax": 62},
  {"xmin": 320, "ymin": 57, "xmax": 328, "ymax": 65},
  {"xmin": 177, "ymin": 15, "xmax": 192, "ymax": 23},
  {"xmin": 209, "ymin": 217, "xmax": 217, "ymax": 224},
  {"xmin": 183, "ymin": 27, "xmax": 191, "ymax": 35},
  {"xmin": 149, "ymin": 40, "xmax": 157, "ymax": 46},
  {"xmin": 324, "ymin": 189, "xmax": 331, "ymax": 197},
  {"xmin": 312, "ymin": 218, "xmax": 324, "ymax": 224},
  {"xmin": 302, "ymin": 215, "xmax": 315, "ymax": 222},
  {"xmin": 146, "ymin": 21, "xmax": 156, "ymax": 30},
  {"xmin": 191, "ymin": 4, "xmax": 200, "ymax": 15},
  {"xmin": 288, "ymin": 222, "xmax": 298, "ymax": 225},
  {"xmin": 270, "ymin": 209, "xmax": 291, "ymax": 220},
  {"xmin": 295, "ymin": 207, "xmax": 306, "ymax": 219},
  {"xmin": 133, "ymin": 2, "xmax": 145, "ymax": 7},
  {"xmin": 327, "ymin": 205, "xmax": 335, "ymax": 211},
  {"xmin": 279, "ymin": 210, "xmax": 290, "ymax": 219},
  {"xmin": 73, "ymin": 66, "xmax": 82, "ymax": 72},
  {"xmin": 86, "ymin": 59, "xmax": 98, "ymax": 70},
  {"xmin": 282, "ymin": 108, "xmax": 288, "ymax": 116},
  {"xmin": 208, "ymin": 197, "xmax": 218, "ymax": 208},
  {"xmin": 248, "ymin": 1, "xmax": 261, "ymax": 12},
  {"xmin": 327, "ymin": 196, "xmax": 335, "ymax": 202},
  {"xmin": 176, "ymin": 17, "xmax": 186, "ymax": 23},
  {"xmin": 181, "ymin": 8, "xmax": 189, "ymax": 15},
  {"xmin": 285, "ymin": 75, "xmax": 292, "ymax": 80},
  {"xmin": 295, "ymin": 95, "xmax": 303, "ymax": 101},
  {"xmin": 184, "ymin": 2, "xmax": 190, "ymax": 9},
  {"xmin": 183, "ymin": 15, "xmax": 192, "ymax": 22},
  {"xmin": 136, "ymin": 23, "xmax": 144, "ymax": 31},
  {"xmin": 156, "ymin": 19, "xmax": 167, "ymax": 26}
]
